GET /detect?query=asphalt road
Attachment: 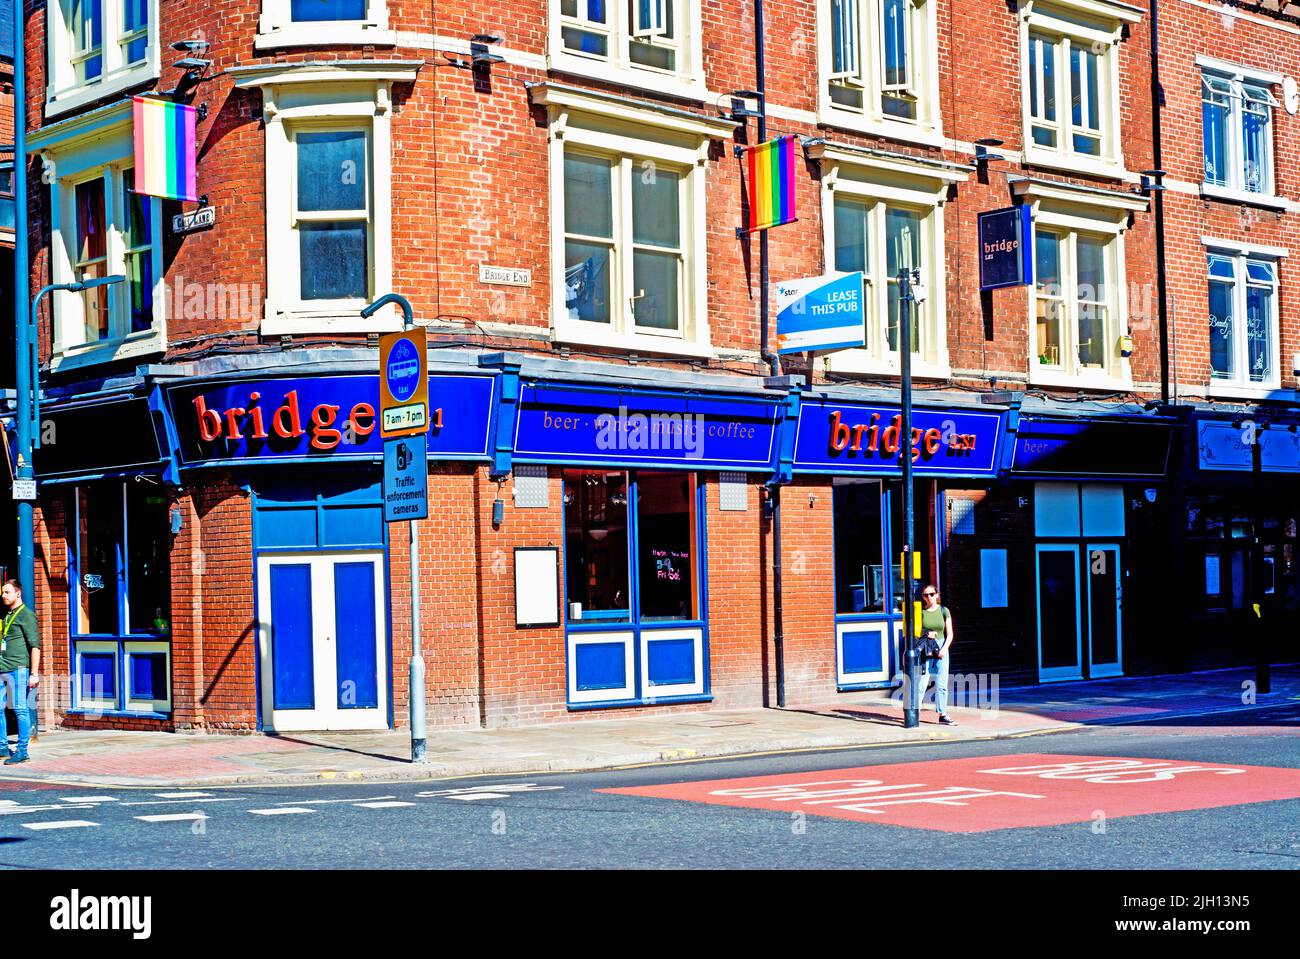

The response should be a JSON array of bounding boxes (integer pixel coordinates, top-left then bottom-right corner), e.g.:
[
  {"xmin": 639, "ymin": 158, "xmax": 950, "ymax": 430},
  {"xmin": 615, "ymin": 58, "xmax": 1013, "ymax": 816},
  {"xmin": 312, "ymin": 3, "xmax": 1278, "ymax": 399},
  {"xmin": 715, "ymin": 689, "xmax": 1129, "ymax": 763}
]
[{"xmin": 3, "ymin": 703, "xmax": 1299, "ymax": 870}]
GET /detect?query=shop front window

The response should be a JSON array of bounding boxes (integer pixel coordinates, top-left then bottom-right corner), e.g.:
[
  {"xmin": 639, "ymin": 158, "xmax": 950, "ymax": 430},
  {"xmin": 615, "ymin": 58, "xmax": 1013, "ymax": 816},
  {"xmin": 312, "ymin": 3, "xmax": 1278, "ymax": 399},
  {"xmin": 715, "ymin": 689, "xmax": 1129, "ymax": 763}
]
[
  {"xmin": 564, "ymin": 469, "xmax": 698, "ymax": 624},
  {"xmin": 1187, "ymin": 495, "xmax": 1296, "ymax": 613},
  {"xmin": 563, "ymin": 468, "xmax": 705, "ymax": 706},
  {"xmin": 71, "ymin": 481, "xmax": 172, "ymax": 714},
  {"xmin": 834, "ymin": 481, "xmax": 885, "ymax": 614}
]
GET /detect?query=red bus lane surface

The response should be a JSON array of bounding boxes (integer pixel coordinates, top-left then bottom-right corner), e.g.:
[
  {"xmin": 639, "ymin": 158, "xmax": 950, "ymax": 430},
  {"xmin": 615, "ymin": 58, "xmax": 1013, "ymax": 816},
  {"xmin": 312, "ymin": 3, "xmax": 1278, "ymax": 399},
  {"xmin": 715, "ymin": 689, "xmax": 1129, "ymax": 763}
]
[{"xmin": 602, "ymin": 754, "xmax": 1300, "ymax": 833}]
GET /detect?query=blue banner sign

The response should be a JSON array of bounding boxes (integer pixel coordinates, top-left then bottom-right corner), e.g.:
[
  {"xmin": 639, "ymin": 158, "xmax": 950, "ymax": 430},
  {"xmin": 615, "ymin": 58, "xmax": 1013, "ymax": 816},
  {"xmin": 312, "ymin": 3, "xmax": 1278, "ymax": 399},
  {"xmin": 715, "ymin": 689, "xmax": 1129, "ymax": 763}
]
[
  {"xmin": 1010, "ymin": 416, "xmax": 1173, "ymax": 478},
  {"xmin": 774, "ymin": 272, "xmax": 866, "ymax": 354},
  {"xmin": 978, "ymin": 206, "xmax": 1032, "ymax": 291},
  {"xmin": 513, "ymin": 384, "xmax": 781, "ymax": 471},
  {"xmin": 384, "ymin": 434, "xmax": 429, "ymax": 521},
  {"xmin": 793, "ymin": 399, "xmax": 1003, "ymax": 476},
  {"xmin": 168, "ymin": 374, "xmax": 494, "ymax": 466},
  {"xmin": 1197, "ymin": 420, "xmax": 1300, "ymax": 473}
]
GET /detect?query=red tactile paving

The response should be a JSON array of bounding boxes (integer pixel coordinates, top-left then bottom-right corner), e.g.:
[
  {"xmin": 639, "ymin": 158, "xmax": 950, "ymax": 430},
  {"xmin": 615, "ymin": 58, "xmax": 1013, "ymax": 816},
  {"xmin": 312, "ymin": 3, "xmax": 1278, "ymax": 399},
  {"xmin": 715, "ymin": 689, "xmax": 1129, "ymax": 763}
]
[
  {"xmin": 10, "ymin": 736, "xmax": 308, "ymax": 780},
  {"xmin": 604, "ymin": 753, "xmax": 1300, "ymax": 833}
]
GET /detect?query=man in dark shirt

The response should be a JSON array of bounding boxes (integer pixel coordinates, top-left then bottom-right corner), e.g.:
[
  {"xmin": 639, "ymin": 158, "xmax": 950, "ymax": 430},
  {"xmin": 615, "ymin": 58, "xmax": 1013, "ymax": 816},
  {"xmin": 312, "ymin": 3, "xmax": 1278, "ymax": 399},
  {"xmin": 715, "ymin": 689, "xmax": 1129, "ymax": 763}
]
[{"xmin": 0, "ymin": 579, "xmax": 41, "ymax": 764}]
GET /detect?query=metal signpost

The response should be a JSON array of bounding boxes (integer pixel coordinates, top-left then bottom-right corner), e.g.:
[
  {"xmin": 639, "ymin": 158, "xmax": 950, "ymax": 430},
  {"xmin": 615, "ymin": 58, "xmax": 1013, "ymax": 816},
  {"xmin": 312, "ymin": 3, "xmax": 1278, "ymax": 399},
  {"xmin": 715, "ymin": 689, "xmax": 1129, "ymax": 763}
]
[{"xmin": 375, "ymin": 313, "xmax": 430, "ymax": 763}]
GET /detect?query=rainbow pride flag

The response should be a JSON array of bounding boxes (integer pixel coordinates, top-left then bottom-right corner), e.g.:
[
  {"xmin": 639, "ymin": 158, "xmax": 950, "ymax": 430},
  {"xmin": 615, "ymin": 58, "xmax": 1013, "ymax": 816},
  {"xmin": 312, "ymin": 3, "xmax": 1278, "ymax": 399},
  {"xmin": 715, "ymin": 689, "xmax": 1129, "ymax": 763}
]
[
  {"xmin": 132, "ymin": 96, "xmax": 197, "ymax": 202},
  {"xmin": 744, "ymin": 135, "xmax": 798, "ymax": 233}
]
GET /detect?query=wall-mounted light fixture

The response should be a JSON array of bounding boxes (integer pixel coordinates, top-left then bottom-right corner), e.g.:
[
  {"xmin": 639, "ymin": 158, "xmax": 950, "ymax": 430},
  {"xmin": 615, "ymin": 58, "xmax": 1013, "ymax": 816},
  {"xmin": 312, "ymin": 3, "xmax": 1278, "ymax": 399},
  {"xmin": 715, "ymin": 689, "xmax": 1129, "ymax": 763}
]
[
  {"xmin": 1139, "ymin": 169, "xmax": 1166, "ymax": 195},
  {"xmin": 974, "ymin": 137, "xmax": 1005, "ymax": 166}
]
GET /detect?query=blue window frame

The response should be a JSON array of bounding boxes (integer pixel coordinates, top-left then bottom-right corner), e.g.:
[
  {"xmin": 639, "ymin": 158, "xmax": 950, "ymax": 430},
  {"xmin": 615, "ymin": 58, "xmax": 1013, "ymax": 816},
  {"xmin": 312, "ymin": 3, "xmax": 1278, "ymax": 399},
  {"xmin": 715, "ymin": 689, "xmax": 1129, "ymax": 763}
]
[
  {"xmin": 562, "ymin": 469, "xmax": 709, "ymax": 706},
  {"xmin": 69, "ymin": 480, "xmax": 172, "ymax": 714}
]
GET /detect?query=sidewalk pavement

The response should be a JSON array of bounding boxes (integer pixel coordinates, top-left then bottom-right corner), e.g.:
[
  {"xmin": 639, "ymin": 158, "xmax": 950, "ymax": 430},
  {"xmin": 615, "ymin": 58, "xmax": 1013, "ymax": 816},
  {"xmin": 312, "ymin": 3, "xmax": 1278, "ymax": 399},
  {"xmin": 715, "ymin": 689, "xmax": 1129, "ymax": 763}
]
[{"xmin": 5, "ymin": 665, "xmax": 1297, "ymax": 789}]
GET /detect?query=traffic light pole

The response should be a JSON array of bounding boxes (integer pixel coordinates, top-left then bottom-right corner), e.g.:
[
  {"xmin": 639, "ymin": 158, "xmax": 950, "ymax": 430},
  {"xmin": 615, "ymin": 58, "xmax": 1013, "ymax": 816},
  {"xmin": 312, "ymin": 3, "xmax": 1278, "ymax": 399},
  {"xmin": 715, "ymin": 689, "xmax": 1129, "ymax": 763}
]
[{"xmin": 899, "ymin": 269, "xmax": 920, "ymax": 729}]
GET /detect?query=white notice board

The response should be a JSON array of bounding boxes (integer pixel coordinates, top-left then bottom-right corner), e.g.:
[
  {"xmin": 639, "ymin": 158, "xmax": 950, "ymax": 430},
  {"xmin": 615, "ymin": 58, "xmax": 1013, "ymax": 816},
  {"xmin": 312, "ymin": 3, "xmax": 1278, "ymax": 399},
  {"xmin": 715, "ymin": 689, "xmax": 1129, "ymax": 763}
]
[{"xmin": 514, "ymin": 547, "xmax": 560, "ymax": 628}]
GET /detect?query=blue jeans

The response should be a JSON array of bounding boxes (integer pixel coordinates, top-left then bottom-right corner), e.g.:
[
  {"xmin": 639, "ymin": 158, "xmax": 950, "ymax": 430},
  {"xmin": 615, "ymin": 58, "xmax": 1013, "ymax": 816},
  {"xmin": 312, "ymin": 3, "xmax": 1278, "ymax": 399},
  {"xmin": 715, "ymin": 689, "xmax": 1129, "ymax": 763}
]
[
  {"xmin": 916, "ymin": 654, "xmax": 950, "ymax": 716},
  {"xmin": 0, "ymin": 669, "xmax": 31, "ymax": 753}
]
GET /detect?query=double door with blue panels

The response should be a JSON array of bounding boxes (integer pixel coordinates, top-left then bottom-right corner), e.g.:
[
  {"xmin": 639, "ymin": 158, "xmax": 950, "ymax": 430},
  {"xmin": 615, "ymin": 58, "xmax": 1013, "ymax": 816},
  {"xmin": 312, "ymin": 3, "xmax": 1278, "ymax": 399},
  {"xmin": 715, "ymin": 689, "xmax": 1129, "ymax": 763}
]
[{"xmin": 257, "ymin": 552, "xmax": 388, "ymax": 731}]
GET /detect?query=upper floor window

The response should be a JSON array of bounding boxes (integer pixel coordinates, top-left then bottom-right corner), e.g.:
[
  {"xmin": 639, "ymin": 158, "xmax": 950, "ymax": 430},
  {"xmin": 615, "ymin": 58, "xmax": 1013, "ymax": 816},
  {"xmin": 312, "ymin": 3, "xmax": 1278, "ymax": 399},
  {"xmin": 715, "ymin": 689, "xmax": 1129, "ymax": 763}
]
[
  {"xmin": 232, "ymin": 62, "xmax": 417, "ymax": 334},
  {"xmin": 1017, "ymin": 0, "xmax": 1138, "ymax": 176},
  {"xmin": 1202, "ymin": 67, "xmax": 1277, "ymax": 200},
  {"xmin": 833, "ymin": 196, "xmax": 929, "ymax": 357},
  {"xmin": 48, "ymin": 0, "xmax": 159, "ymax": 117},
  {"xmin": 256, "ymin": 0, "xmax": 395, "ymax": 50},
  {"xmin": 549, "ymin": 0, "xmax": 704, "ymax": 98},
  {"xmin": 1207, "ymin": 249, "xmax": 1279, "ymax": 389},
  {"xmin": 59, "ymin": 165, "xmax": 163, "ymax": 355},
  {"xmin": 821, "ymin": 0, "xmax": 939, "ymax": 142},
  {"xmin": 1034, "ymin": 228, "xmax": 1115, "ymax": 375},
  {"xmin": 293, "ymin": 129, "xmax": 372, "ymax": 304},
  {"xmin": 563, "ymin": 148, "xmax": 691, "ymax": 340},
  {"xmin": 534, "ymin": 83, "xmax": 732, "ymax": 357}
]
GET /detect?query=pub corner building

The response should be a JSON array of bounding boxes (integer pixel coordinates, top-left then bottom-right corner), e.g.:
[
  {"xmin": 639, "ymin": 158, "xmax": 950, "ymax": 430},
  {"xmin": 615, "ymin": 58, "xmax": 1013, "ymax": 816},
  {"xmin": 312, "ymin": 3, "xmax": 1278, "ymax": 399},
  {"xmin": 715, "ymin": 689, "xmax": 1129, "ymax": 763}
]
[{"xmin": 10, "ymin": 335, "xmax": 1295, "ymax": 736}]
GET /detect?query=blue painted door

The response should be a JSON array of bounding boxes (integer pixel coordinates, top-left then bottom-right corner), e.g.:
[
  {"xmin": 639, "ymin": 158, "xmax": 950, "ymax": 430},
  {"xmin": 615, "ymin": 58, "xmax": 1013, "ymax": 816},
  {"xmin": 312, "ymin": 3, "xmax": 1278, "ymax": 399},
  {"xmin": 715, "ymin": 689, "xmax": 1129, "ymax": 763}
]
[{"xmin": 258, "ymin": 553, "xmax": 388, "ymax": 730}]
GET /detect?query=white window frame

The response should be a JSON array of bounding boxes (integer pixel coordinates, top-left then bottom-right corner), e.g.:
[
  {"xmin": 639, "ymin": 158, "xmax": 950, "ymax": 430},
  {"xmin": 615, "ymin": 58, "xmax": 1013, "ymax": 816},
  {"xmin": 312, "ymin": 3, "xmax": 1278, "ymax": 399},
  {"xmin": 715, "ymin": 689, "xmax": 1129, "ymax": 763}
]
[
  {"xmin": 548, "ymin": 0, "xmax": 706, "ymax": 102},
  {"xmin": 1012, "ymin": 176, "xmax": 1147, "ymax": 390},
  {"xmin": 533, "ymin": 83, "xmax": 734, "ymax": 358},
  {"xmin": 32, "ymin": 102, "xmax": 167, "ymax": 372},
  {"xmin": 1031, "ymin": 227, "xmax": 1118, "ymax": 379},
  {"xmin": 231, "ymin": 62, "xmax": 420, "ymax": 335},
  {"xmin": 1197, "ymin": 56, "xmax": 1282, "ymax": 208},
  {"xmin": 255, "ymin": 0, "xmax": 395, "ymax": 51},
  {"xmin": 1202, "ymin": 239, "xmax": 1285, "ymax": 398},
  {"xmin": 817, "ymin": 0, "xmax": 943, "ymax": 147},
  {"xmin": 1017, "ymin": 0, "xmax": 1138, "ymax": 179},
  {"xmin": 46, "ymin": 0, "xmax": 161, "ymax": 119},
  {"xmin": 809, "ymin": 141, "xmax": 964, "ymax": 379}
]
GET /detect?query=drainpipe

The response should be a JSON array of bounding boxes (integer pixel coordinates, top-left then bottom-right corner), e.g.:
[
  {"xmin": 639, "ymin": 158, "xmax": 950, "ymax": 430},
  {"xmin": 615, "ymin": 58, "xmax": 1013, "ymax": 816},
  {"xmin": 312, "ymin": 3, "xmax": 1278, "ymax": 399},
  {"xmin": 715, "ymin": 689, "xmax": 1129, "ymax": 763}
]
[{"xmin": 1150, "ymin": 0, "xmax": 1170, "ymax": 405}]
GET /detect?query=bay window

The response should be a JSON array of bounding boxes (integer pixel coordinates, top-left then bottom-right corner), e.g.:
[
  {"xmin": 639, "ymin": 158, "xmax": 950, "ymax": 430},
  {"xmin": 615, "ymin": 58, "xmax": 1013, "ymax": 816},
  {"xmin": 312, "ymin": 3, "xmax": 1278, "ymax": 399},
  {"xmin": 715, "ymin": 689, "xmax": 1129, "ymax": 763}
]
[
  {"xmin": 551, "ymin": 0, "xmax": 704, "ymax": 99},
  {"xmin": 47, "ymin": 0, "xmax": 159, "ymax": 117},
  {"xmin": 70, "ymin": 482, "xmax": 172, "ymax": 715},
  {"xmin": 1018, "ymin": 0, "xmax": 1137, "ymax": 176},
  {"xmin": 821, "ymin": 0, "xmax": 940, "ymax": 141},
  {"xmin": 1206, "ymin": 248, "xmax": 1280, "ymax": 390},
  {"xmin": 1200, "ymin": 59, "xmax": 1280, "ymax": 203},
  {"xmin": 535, "ymin": 83, "xmax": 731, "ymax": 356},
  {"xmin": 811, "ymin": 140, "xmax": 963, "ymax": 378}
]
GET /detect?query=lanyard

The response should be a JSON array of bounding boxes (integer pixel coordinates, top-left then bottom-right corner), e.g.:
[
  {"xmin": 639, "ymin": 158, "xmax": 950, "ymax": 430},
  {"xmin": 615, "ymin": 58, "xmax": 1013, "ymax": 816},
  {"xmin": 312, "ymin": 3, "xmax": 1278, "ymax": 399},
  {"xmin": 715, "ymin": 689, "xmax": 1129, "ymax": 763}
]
[{"xmin": 1, "ymin": 604, "xmax": 23, "ymax": 647}]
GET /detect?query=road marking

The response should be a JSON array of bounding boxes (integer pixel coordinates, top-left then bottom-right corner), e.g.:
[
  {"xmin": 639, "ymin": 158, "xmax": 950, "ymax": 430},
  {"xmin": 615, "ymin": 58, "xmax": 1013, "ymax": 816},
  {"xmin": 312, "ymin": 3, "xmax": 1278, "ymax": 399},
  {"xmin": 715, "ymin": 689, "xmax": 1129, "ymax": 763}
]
[
  {"xmin": 60, "ymin": 796, "xmax": 118, "ymax": 804},
  {"xmin": 135, "ymin": 812, "xmax": 208, "ymax": 823},
  {"xmin": 280, "ymin": 795, "xmax": 397, "ymax": 806},
  {"xmin": 24, "ymin": 820, "xmax": 99, "ymax": 830},
  {"xmin": 248, "ymin": 807, "xmax": 315, "ymax": 816},
  {"xmin": 0, "ymin": 804, "xmax": 95, "ymax": 815},
  {"xmin": 605, "ymin": 752, "xmax": 1300, "ymax": 833},
  {"xmin": 415, "ymin": 783, "xmax": 564, "ymax": 801},
  {"xmin": 121, "ymin": 798, "xmax": 241, "ymax": 807},
  {"xmin": 152, "ymin": 791, "xmax": 211, "ymax": 799},
  {"xmin": 354, "ymin": 801, "xmax": 415, "ymax": 809}
]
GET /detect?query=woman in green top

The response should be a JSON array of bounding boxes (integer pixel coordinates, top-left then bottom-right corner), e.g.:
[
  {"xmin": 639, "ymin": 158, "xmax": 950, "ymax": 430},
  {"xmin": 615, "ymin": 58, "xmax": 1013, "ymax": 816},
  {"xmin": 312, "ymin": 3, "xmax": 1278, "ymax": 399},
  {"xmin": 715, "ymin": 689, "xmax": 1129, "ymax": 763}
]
[{"xmin": 918, "ymin": 584, "xmax": 956, "ymax": 725}]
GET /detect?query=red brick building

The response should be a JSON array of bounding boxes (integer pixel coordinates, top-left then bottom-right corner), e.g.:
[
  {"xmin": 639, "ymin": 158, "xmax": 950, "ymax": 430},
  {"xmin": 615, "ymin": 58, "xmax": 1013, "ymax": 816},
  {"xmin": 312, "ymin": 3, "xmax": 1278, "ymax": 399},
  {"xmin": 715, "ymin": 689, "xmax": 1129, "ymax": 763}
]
[{"xmin": 7, "ymin": 0, "xmax": 1296, "ymax": 733}]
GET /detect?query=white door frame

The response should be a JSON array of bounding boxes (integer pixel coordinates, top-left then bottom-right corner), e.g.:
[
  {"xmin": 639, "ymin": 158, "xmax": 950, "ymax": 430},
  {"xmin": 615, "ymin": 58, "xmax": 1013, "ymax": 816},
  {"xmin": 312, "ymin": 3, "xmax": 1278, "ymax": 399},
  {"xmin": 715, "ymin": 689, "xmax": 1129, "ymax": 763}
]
[
  {"xmin": 257, "ymin": 551, "xmax": 388, "ymax": 732},
  {"xmin": 1085, "ymin": 541, "xmax": 1123, "ymax": 678},
  {"xmin": 1035, "ymin": 543, "xmax": 1083, "ymax": 682}
]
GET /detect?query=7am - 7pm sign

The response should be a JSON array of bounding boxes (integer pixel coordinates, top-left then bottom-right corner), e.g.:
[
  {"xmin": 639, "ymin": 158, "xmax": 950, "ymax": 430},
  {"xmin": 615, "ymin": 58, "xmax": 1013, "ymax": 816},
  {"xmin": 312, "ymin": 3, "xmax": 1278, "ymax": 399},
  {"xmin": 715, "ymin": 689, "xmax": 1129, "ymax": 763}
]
[{"xmin": 379, "ymin": 328, "xmax": 428, "ymax": 438}]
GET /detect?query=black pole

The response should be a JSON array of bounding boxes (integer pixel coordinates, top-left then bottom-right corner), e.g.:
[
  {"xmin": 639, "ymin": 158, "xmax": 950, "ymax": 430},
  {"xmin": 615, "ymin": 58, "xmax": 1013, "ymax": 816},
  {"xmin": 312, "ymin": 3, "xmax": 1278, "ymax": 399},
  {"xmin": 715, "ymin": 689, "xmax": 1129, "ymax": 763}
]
[
  {"xmin": 1149, "ymin": 0, "xmax": 1170, "ymax": 404},
  {"xmin": 1252, "ymin": 428, "xmax": 1270, "ymax": 695},
  {"xmin": 900, "ymin": 269, "xmax": 919, "ymax": 729}
]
